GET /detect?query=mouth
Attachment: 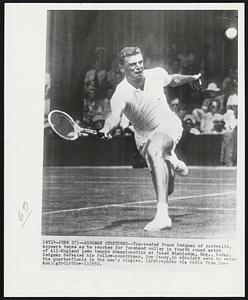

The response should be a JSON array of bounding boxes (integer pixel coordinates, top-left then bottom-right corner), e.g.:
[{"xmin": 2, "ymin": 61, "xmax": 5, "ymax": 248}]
[{"xmin": 134, "ymin": 70, "xmax": 143, "ymax": 76}]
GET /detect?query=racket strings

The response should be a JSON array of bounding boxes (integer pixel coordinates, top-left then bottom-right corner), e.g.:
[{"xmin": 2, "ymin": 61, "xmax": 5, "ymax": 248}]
[{"xmin": 51, "ymin": 113, "xmax": 76, "ymax": 139}]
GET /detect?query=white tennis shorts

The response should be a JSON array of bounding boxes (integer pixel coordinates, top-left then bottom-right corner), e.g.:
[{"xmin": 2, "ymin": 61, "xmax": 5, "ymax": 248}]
[{"xmin": 134, "ymin": 117, "xmax": 183, "ymax": 169}]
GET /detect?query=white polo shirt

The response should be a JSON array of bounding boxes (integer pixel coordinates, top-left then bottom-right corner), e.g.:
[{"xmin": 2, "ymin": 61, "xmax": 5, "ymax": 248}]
[{"xmin": 110, "ymin": 67, "xmax": 180, "ymax": 134}]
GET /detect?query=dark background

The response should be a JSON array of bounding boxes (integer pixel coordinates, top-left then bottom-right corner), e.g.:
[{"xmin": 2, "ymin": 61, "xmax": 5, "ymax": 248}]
[{"xmin": 46, "ymin": 10, "xmax": 238, "ymax": 116}]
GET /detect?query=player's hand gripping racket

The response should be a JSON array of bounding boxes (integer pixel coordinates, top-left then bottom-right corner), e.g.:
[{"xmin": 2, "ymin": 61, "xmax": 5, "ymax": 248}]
[
  {"xmin": 48, "ymin": 110, "xmax": 105, "ymax": 140},
  {"xmin": 188, "ymin": 73, "xmax": 202, "ymax": 90}
]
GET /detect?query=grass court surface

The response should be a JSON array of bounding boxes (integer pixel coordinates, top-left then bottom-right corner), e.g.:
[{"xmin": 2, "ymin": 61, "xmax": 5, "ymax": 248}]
[{"xmin": 42, "ymin": 166, "xmax": 236, "ymax": 239}]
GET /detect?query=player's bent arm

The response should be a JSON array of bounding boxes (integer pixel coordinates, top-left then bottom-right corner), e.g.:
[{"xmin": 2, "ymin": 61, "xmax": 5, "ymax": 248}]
[{"xmin": 169, "ymin": 73, "xmax": 201, "ymax": 87}]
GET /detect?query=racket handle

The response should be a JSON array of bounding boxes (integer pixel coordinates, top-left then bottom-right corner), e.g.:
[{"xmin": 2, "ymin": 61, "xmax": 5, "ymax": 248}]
[
  {"xmin": 81, "ymin": 128, "xmax": 98, "ymax": 135},
  {"xmin": 80, "ymin": 127, "xmax": 105, "ymax": 138}
]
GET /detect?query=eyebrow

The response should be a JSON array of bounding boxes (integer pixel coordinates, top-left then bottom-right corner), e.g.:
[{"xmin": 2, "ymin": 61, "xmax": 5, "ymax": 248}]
[{"xmin": 128, "ymin": 59, "xmax": 143, "ymax": 66}]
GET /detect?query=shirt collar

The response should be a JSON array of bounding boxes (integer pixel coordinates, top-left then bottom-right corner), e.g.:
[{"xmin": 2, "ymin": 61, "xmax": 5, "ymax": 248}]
[{"xmin": 123, "ymin": 71, "xmax": 146, "ymax": 92}]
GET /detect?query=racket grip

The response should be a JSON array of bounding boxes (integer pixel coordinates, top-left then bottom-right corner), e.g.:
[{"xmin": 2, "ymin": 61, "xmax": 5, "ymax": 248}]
[{"xmin": 81, "ymin": 128, "xmax": 98, "ymax": 135}]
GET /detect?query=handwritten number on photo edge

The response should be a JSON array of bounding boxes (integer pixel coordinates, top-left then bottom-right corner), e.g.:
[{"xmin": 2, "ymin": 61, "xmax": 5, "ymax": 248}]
[
  {"xmin": 18, "ymin": 210, "xmax": 24, "ymax": 223},
  {"xmin": 23, "ymin": 200, "xmax": 29, "ymax": 212},
  {"xmin": 18, "ymin": 200, "xmax": 30, "ymax": 227}
]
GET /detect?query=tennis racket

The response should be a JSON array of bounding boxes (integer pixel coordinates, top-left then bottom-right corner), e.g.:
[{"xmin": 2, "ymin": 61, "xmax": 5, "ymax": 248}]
[{"xmin": 48, "ymin": 110, "xmax": 104, "ymax": 140}]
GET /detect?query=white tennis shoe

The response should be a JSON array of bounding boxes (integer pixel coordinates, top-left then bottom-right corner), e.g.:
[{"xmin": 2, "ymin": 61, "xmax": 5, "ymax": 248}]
[{"xmin": 144, "ymin": 215, "xmax": 172, "ymax": 231}]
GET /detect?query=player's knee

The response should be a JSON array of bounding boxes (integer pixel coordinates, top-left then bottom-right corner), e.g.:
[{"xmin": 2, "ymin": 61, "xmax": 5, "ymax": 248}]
[
  {"xmin": 147, "ymin": 138, "xmax": 173, "ymax": 160},
  {"xmin": 147, "ymin": 145, "xmax": 163, "ymax": 160}
]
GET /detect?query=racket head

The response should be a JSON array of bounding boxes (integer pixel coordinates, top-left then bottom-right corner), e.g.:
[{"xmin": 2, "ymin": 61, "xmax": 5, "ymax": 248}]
[{"xmin": 48, "ymin": 110, "xmax": 79, "ymax": 141}]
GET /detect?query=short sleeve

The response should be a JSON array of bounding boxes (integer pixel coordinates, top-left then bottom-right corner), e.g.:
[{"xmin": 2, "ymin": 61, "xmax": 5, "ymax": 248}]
[{"xmin": 156, "ymin": 67, "xmax": 172, "ymax": 87}]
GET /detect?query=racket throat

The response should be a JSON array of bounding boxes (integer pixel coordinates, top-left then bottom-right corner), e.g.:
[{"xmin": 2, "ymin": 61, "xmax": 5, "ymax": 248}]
[{"xmin": 78, "ymin": 127, "xmax": 97, "ymax": 136}]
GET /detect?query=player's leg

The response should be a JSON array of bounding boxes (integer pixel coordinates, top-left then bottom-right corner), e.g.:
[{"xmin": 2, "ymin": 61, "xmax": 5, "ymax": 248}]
[
  {"xmin": 151, "ymin": 160, "xmax": 174, "ymax": 196},
  {"xmin": 165, "ymin": 159, "xmax": 175, "ymax": 195},
  {"xmin": 144, "ymin": 132, "xmax": 174, "ymax": 231},
  {"xmin": 167, "ymin": 150, "xmax": 188, "ymax": 176},
  {"xmin": 160, "ymin": 117, "xmax": 188, "ymax": 176},
  {"xmin": 149, "ymin": 160, "xmax": 174, "ymax": 208},
  {"xmin": 164, "ymin": 127, "xmax": 188, "ymax": 176}
]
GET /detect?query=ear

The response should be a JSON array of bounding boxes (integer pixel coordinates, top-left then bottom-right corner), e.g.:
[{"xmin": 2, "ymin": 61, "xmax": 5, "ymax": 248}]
[{"xmin": 118, "ymin": 64, "xmax": 125, "ymax": 73}]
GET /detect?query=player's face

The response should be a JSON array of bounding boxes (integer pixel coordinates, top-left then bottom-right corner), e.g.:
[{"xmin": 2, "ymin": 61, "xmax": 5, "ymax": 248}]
[{"xmin": 121, "ymin": 53, "xmax": 144, "ymax": 81}]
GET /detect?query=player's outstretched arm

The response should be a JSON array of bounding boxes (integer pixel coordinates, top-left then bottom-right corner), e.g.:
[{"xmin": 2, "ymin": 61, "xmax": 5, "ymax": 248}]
[
  {"xmin": 99, "ymin": 112, "xmax": 122, "ymax": 139},
  {"xmin": 169, "ymin": 73, "xmax": 202, "ymax": 90}
]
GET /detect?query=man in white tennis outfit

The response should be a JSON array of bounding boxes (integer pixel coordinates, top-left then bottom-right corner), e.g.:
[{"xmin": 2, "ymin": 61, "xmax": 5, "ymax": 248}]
[{"xmin": 100, "ymin": 47, "xmax": 201, "ymax": 231}]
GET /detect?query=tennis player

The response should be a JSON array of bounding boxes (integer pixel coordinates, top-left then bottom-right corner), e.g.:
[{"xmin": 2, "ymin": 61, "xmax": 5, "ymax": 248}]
[{"xmin": 100, "ymin": 47, "xmax": 201, "ymax": 231}]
